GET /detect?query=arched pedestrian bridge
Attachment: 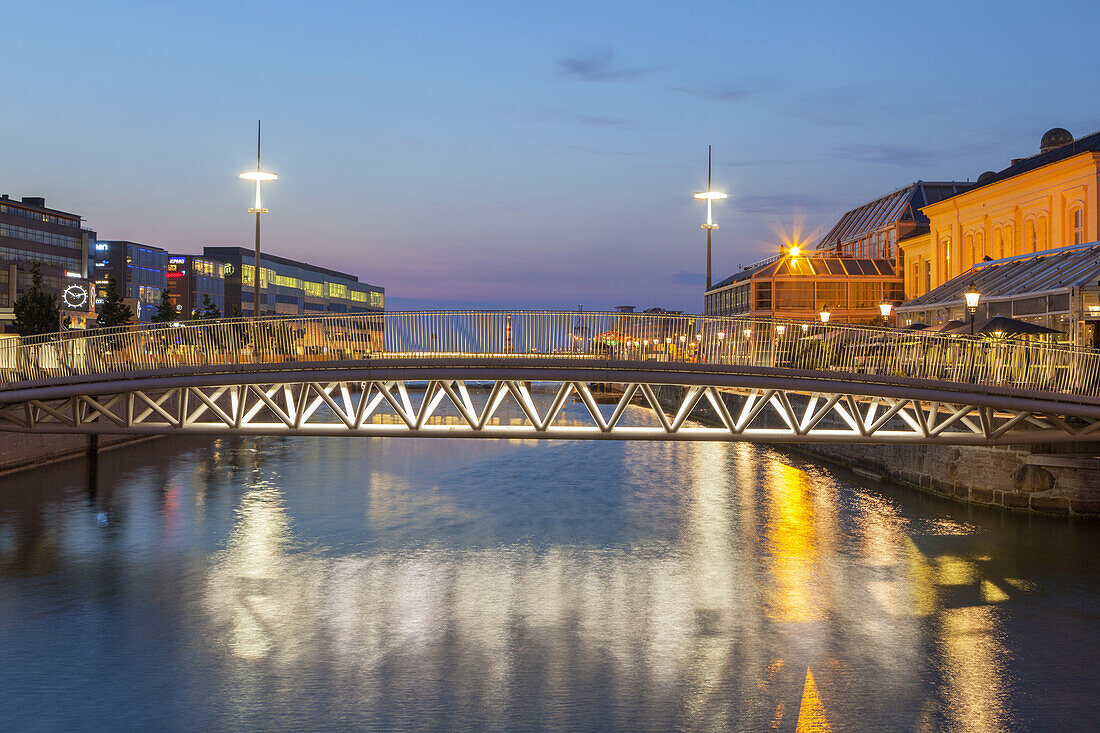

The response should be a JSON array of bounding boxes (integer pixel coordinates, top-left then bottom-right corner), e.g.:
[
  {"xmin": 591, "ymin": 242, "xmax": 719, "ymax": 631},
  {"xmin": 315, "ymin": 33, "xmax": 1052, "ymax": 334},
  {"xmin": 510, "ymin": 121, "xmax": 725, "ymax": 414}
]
[{"xmin": 2, "ymin": 311, "xmax": 1100, "ymax": 445}]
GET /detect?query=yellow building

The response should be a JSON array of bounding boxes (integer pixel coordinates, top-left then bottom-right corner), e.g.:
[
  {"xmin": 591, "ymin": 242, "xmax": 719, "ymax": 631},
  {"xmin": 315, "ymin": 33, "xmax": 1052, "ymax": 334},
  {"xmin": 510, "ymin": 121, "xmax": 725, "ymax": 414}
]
[{"xmin": 901, "ymin": 128, "xmax": 1100, "ymax": 298}]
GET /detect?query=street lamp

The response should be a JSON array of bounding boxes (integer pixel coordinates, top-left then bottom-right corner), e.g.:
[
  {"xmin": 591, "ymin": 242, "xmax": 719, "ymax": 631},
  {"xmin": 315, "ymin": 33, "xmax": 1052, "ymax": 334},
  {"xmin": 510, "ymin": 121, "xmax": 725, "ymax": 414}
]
[
  {"xmin": 775, "ymin": 324, "xmax": 786, "ymax": 336},
  {"xmin": 819, "ymin": 304, "xmax": 831, "ymax": 324},
  {"xmin": 239, "ymin": 120, "xmax": 278, "ymax": 318},
  {"xmin": 964, "ymin": 283, "xmax": 981, "ymax": 335},
  {"xmin": 694, "ymin": 145, "xmax": 728, "ymax": 292},
  {"xmin": 879, "ymin": 298, "xmax": 893, "ymax": 326}
]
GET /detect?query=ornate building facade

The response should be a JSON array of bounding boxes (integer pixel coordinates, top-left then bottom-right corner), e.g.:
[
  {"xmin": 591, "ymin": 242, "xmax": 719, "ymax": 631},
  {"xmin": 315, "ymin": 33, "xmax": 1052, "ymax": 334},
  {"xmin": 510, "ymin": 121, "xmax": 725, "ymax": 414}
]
[{"xmin": 901, "ymin": 128, "xmax": 1100, "ymax": 298}]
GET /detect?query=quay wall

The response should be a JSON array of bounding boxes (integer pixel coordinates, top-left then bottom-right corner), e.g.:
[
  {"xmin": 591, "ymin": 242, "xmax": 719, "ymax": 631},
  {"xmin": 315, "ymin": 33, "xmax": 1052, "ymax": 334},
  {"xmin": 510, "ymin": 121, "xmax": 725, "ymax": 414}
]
[
  {"xmin": 0, "ymin": 433, "xmax": 155, "ymax": 476},
  {"xmin": 651, "ymin": 385, "xmax": 1100, "ymax": 517}
]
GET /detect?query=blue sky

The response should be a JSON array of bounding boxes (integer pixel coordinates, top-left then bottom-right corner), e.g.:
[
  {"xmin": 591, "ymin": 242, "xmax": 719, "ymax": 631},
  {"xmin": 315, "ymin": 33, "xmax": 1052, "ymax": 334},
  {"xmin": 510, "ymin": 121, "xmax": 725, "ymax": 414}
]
[{"xmin": 3, "ymin": 0, "xmax": 1099, "ymax": 311}]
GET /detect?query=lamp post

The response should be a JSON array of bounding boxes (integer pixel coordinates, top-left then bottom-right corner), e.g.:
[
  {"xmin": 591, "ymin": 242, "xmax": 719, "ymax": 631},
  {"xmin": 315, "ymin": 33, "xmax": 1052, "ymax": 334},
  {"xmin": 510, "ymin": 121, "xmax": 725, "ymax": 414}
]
[
  {"xmin": 239, "ymin": 120, "xmax": 278, "ymax": 318},
  {"xmin": 964, "ymin": 283, "xmax": 981, "ymax": 335},
  {"xmin": 694, "ymin": 146, "xmax": 728, "ymax": 292},
  {"xmin": 879, "ymin": 298, "xmax": 893, "ymax": 327},
  {"xmin": 819, "ymin": 304, "xmax": 831, "ymax": 324}
]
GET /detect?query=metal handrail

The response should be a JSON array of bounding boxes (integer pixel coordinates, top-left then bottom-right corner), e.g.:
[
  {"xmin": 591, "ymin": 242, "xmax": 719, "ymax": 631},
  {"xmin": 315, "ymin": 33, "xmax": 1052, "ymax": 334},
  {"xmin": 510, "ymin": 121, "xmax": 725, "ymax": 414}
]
[{"xmin": 2, "ymin": 311, "xmax": 1098, "ymax": 399}]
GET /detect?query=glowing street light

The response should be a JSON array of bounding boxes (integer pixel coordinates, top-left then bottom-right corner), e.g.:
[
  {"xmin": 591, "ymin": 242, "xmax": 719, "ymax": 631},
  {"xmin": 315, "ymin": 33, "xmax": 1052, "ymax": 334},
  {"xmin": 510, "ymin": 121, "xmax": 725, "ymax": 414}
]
[
  {"xmin": 239, "ymin": 120, "xmax": 278, "ymax": 318},
  {"xmin": 788, "ymin": 244, "xmax": 801, "ymax": 258},
  {"xmin": 819, "ymin": 304, "xmax": 831, "ymax": 324},
  {"xmin": 964, "ymin": 283, "xmax": 982, "ymax": 334},
  {"xmin": 879, "ymin": 298, "xmax": 893, "ymax": 325},
  {"xmin": 694, "ymin": 145, "xmax": 728, "ymax": 292},
  {"xmin": 776, "ymin": 324, "xmax": 786, "ymax": 336}
]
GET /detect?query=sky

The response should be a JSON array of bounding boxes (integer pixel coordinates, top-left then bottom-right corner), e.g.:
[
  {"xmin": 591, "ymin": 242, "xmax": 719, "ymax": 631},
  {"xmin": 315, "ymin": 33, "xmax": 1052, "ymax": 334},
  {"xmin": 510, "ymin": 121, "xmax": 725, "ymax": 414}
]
[{"xmin": 3, "ymin": 0, "xmax": 1100, "ymax": 312}]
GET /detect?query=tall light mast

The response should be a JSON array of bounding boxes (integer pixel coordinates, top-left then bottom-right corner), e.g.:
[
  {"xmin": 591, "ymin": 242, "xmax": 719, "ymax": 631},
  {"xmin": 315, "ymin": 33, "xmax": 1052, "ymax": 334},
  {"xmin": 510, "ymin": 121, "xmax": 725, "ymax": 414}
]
[
  {"xmin": 694, "ymin": 146, "xmax": 728, "ymax": 291},
  {"xmin": 239, "ymin": 121, "xmax": 278, "ymax": 317}
]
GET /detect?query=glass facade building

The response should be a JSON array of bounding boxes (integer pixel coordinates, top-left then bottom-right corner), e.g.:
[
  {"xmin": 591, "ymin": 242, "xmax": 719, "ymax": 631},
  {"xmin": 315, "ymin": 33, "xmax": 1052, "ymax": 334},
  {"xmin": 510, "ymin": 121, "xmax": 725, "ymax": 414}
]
[
  {"xmin": 202, "ymin": 247, "xmax": 384, "ymax": 317},
  {"xmin": 815, "ymin": 181, "xmax": 972, "ymax": 271},
  {"xmin": 93, "ymin": 240, "xmax": 169, "ymax": 323},
  {"xmin": 705, "ymin": 252, "xmax": 904, "ymax": 324}
]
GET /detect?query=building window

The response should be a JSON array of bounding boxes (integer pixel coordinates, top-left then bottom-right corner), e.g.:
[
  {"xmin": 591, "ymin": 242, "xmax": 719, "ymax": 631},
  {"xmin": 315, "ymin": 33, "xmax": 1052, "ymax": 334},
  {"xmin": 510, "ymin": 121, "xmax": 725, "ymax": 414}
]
[
  {"xmin": 924, "ymin": 260, "xmax": 931, "ymax": 293},
  {"xmin": 1073, "ymin": 208, "xmax": 1085, "ymax": 245},
  {"xmin": 940, "ymin": 238, "xmax": 950, "ymax": 282}
]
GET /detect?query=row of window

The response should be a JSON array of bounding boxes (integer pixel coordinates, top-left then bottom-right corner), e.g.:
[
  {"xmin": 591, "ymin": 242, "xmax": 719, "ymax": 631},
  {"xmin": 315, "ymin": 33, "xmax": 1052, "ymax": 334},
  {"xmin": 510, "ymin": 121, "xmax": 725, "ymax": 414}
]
[
  {"xmin": 0, "ymin": 202, "xmax": 80, "ymax": 228},
  {"xmin": 840, "ymin": 227, "xmax": 898, "ymax": 260},
  {"xmin": 707, "ymin": 280, "xmax": 904, "ymax": 315},
  {"xmin": 239, "ymin": 263, "xmax": 381, "ymax": 306},
  {"xmin": 951, "ymin": 206, "xmax": 1088, "ymax": 273},
  {"xmin": 0, "ymin": 221, "xmax": 82, "ymax": 250},
  {"xmin": 0, "ymin": 247, "xmax": 82, "ymax": 272}
]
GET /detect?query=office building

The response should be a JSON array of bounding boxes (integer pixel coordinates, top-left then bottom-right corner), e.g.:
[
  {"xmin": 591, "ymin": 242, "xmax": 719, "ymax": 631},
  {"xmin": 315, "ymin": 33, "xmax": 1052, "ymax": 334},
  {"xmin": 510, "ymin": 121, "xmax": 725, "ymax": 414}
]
[
  {"xmin": 202, "ymin": 247, "xmax": 384, "ymax": 317},
  {"xmin": 0, "ymin": 194, "xmax": 97, "ymax": 331},
  {"xmin": 166, "ymin": 254, "xmax": 226, "ymax": 318},
  {"xmin": 93, "ymin": 240, "xmax": 169, "ymax": 323}
]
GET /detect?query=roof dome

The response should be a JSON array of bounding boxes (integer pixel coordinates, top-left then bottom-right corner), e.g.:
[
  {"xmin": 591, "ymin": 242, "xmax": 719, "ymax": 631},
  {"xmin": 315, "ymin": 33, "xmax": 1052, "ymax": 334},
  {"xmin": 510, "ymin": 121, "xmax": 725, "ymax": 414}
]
[
  {"xmin": 976, "ymin": 170, "xmax": 997, "ymax": 184},
  {"xmin": 1040, "ymin": 127, "xmax": 1073, "ymax": 153}
]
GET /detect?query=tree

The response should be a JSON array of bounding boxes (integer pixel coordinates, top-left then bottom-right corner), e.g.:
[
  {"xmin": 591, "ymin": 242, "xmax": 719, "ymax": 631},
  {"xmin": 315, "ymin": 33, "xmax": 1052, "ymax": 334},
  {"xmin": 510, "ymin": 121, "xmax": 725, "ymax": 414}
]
[
  {"xmin": 12, "ymin": 262, "xmax": 61, "ymax": 337},
  {"xmin": 201, "ymin": 294, "xmax": 221, "ymax": 320},
  {"xmin": 151, "ymin": 288, "xmax": 177, "ymax": 324},
  {"xmin": 96, "ymin": 274, "xmax": 134, "ymax": 328},
  {"xmin": 191, "ymin": 294, "xmax": 221, "ymax": 321}
]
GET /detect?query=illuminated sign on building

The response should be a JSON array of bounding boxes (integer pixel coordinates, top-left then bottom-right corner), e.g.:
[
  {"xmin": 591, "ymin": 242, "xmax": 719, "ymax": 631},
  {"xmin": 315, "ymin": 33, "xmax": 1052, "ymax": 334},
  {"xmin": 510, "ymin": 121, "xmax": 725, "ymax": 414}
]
[
  {"xmin": 64, "ymin": 270, "xmax": 82, "ymax": 278},
  {"xmin": 169, "ymin": 257, "xmax": 186, "ymax": 264},
  {"xmin": 166, "ymin": 271, "xmax": 184, "ymax": 279},
  {"xmin": 95, "ymin": 243, "xmax": 110, "ymax": 251}
]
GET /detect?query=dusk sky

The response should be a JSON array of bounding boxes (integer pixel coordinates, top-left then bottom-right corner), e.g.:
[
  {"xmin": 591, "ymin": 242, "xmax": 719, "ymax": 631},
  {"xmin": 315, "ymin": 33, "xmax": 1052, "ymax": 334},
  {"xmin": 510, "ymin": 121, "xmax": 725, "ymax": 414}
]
[{"xmin": 3, "ymin": 0, "xmax": 1099, "ymax": 312}]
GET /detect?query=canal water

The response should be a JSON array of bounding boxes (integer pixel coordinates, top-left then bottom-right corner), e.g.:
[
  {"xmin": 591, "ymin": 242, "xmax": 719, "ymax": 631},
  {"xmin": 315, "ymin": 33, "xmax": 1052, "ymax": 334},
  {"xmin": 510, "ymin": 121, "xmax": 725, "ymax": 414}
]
[{"xmin": 0, "ymin": 395, "xmax": 1097, "ymax": 732}]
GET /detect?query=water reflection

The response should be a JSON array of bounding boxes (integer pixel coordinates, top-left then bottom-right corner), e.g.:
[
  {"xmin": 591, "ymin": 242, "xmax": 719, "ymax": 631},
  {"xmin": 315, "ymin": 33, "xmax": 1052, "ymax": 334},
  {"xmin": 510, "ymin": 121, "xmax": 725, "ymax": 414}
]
[{"xmin": 0, "ymin": 400, "xmax": 1097, "ymax": 730}]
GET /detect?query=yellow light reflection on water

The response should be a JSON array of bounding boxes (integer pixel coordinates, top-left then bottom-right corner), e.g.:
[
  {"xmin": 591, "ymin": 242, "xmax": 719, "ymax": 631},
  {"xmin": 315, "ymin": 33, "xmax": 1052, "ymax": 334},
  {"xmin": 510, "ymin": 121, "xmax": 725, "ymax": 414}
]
[
  {"xmin": 940, "ymin": 605, "xmax": 1009, "ymax": 732},
  {"xmin": 765, "ymin": 463, "xmax": 827, "ymax": 624}
]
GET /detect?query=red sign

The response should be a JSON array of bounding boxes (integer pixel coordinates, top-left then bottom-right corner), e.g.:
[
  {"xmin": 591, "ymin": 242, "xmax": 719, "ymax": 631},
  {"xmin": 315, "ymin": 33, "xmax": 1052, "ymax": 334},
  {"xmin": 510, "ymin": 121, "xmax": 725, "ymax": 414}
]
[{"xmin": 166, "ymin": 271, "xmax": 184, "ymax": 279}]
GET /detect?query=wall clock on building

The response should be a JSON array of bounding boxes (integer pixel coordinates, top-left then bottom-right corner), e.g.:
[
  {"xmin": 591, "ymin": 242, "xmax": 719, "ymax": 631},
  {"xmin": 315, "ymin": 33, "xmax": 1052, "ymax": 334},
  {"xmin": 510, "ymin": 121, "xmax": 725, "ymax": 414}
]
[{"xmin": 62, "ymin": 284, "xmax": 89, "ymax": 309}]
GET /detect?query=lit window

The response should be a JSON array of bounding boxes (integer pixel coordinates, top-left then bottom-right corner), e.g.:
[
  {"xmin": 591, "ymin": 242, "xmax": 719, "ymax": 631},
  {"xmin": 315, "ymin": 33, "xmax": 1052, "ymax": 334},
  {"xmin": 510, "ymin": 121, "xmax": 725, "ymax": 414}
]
[{"xmin": 1073, "ymin": 208, "xmax": 1085, "ymax": 245}]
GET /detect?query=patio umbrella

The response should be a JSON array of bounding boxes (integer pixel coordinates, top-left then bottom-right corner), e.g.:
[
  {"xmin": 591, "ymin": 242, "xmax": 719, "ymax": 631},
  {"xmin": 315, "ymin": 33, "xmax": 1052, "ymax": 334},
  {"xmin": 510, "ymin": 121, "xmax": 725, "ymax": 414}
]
[
  {"xmin": 971, "ymin": 316, "xmax": 1061, "ymax": 337},
  {"xmin": 924, "ymin": 319, "xmax": 969, "ymax": 333}
]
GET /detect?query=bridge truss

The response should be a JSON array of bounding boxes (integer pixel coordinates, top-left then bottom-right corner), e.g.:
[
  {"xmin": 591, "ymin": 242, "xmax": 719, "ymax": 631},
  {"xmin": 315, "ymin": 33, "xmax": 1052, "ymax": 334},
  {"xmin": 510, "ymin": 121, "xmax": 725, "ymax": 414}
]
[{"xmin": 3, "ymin": 377, "xmax": 1097, "ymax": 445}]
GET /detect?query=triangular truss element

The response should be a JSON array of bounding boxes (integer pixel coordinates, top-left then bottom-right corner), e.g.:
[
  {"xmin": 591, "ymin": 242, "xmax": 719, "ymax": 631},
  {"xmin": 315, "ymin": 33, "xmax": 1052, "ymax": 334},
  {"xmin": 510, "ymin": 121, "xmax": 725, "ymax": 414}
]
[{"xmin": 1, "ymin": 380, "xmax": 1097, "ymax": 445}]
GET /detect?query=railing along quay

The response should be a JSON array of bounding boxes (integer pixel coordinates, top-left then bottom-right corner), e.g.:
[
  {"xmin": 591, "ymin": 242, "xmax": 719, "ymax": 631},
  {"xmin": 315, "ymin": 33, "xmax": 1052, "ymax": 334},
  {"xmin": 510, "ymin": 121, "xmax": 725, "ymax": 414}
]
[{"xmin": 2, "ymin": 311, "xmax": 1099, "ymax": 399}]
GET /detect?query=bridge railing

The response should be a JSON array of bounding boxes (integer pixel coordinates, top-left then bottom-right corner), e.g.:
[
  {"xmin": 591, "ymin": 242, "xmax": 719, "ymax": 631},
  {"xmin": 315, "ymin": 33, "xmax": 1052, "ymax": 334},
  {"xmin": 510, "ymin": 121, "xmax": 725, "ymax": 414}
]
[{"xmin": 2, "ymin": 311, "xmax": 1099, "ymax": 399}]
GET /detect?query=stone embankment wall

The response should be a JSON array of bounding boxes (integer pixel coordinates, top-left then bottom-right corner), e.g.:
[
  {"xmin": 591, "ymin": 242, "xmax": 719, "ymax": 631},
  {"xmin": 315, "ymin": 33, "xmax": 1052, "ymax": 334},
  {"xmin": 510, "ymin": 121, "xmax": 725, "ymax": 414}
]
[
  {"xmin": 651, "ymin": 385, "xmax": 1100, "ymax": 517},
  {"xmin": 0, "ymin": 433, "xmax": 154, "ymax": 476}
]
